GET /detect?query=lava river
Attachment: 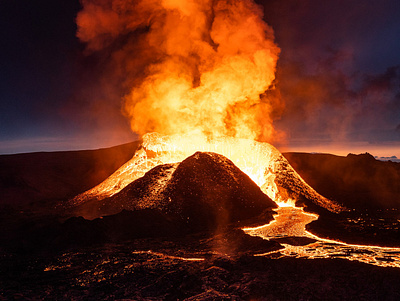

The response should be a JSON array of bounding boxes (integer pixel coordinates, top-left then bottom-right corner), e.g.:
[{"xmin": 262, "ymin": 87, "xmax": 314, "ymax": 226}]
[{"xmin": 244, "ymin": 205, "xmax": 400, "ymax": 268}]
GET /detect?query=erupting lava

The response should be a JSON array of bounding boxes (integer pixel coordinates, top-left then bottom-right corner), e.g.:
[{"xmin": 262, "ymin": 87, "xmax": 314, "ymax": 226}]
[
  {"xmin": 56, "ymin": 0, "xmax": 400, "ymax": 274},
  {"xmin": 74, "ymin": 0, "xmax": 396, "ymax": 267}
]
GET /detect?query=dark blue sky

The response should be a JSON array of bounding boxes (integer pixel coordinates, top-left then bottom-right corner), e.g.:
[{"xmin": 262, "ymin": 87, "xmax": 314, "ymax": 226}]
[
  {"xmin": 1, "ymin": 0, "xmax": 399, "ymax": 157},
  {"xmin": 0, "ymin": 0, "xmax": 137, "ymax": 154},
  {"xmin": 262, "ymin": 0, "xmax": 400, "ymax": 157}
]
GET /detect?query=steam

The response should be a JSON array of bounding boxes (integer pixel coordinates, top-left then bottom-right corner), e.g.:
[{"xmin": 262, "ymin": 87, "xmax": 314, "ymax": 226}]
[{"xmin": 76, "ymin": 0, "xmax": 280, "ymax": 141}]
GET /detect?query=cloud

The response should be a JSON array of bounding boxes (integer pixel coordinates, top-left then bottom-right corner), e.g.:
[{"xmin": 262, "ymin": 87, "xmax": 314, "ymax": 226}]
[
  {"xmin": 375, "ymin": 155, "xmax": 400, "ymax": 163},
  {"xmin": 258, "ymin": 0, "xmax": 400, "ymax": 145}
]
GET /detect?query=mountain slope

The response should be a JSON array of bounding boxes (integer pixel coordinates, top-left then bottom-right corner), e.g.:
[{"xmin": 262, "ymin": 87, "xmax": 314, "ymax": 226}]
[
  {"xmin": 73, "ymin": 152, "xmax": 277, "ymax": 233},
  {"xmin": 283, "ymin": 152, "xmax": 400, "ymax": 210},
  {"xmin": 0, "ymin": 141, "xmax": 140, "ymax": 213},
  {"xmin": 70, "ymin": 133, "xmax": 345, "ymax": 215}
]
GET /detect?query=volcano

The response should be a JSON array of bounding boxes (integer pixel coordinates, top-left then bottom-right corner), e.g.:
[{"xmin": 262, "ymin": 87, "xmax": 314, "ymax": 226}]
[
  {"xmin": 70, "ymin": 151, "xmax": 277, "ymax": 232},
  {"xmin": 68, "ymin": 133, "xmax": 345, "ymax": 220}
]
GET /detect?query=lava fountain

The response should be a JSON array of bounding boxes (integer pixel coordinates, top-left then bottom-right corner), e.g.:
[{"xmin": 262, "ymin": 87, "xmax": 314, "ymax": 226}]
[{"xmin": 73, "ymin": 0, "xmax": 344, "ymax": 214}]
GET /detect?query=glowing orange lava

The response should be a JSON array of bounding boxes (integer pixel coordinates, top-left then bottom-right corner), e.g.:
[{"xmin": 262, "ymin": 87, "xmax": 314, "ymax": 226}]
[{"xmin": 244, "ymin": 206, "xmax": 400, "ymax": 268}]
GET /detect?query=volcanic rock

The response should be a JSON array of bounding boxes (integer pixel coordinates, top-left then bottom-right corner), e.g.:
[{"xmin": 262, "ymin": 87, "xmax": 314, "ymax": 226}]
[
  {"xmin": 74, "ymin": 152, "xmax": 277, "ymax": 233},
  {"xmin": 160, "ymin": 152, "xmax": 277, "ymax": 232}
]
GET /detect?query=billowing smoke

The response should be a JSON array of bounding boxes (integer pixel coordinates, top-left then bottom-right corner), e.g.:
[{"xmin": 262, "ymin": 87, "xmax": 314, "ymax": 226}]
[{"xmin": 76, "ymin": 0, "xmax": 281, "ymax": 141}]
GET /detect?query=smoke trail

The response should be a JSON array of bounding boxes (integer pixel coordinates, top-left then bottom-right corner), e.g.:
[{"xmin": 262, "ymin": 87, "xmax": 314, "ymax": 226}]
[{"xmin": 77, "ymin": 0, "xmax": 281, "ymax": 141}]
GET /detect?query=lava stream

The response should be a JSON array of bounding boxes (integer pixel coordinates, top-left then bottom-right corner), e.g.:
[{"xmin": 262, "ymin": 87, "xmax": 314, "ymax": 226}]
[{"xmin": 244, "ymin": 205, "xmax": 400, "ymax": 268}]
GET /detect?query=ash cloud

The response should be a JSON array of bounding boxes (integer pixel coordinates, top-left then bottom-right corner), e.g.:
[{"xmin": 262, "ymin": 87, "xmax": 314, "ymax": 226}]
[
  {"xmin": 76, "ymin": 0, "xmax": 282, "ymax": 141},
  {"xmin": 276, "ymin": 60, "xmax": 400, "ymax": 144},
  {"xmin": 75, "ymin": 0, "xmax": 400, "ymax": 149},
  {"xmin": 260, "ymin": 0, "xmax": 400, "ymax": 146}
]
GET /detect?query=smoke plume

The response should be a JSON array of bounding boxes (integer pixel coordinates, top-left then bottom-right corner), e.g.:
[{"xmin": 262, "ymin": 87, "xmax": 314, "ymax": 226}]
[{"xmin": 76, "ymin": 0, "xmax": 281, "ymax": 141}]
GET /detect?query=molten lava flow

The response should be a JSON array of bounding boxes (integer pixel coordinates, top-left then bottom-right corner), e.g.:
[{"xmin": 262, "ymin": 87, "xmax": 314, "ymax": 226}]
[
  {"xmin": 243, "ymin": 206, "xmax": 319, "ymax": 238},
  {"xmin": 244, "ymin": 206, "xmax": 400, "ymax": 269}
]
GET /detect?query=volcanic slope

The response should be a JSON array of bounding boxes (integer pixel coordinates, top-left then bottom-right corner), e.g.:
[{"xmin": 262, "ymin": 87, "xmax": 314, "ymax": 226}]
[
  {"xmin": 70, "ymin": 133, "xmax": 345, "ymax": 216},
  {"xmin": 72, "ymin": 152, "xmax": 277, "ymax": 233}
]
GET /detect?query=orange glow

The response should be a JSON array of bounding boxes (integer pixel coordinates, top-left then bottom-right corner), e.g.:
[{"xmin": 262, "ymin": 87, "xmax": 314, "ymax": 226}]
[
  {"xmin": 71, "ymin": 0, "xmax": 400, "ymax": 271},
  {"xmin": 275, "ymin": 198, "xmax": 297, "ymax": 208},
  {"xmin": 73, "ymin": 0, "xmax": 299, "ymax": 209}
]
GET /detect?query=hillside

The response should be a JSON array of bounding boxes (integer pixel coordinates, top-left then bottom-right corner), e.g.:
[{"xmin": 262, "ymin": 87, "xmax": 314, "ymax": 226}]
[
  {"xmin": 283, "ymin": 152, "xmax": 400, "ymax": 210},
  {"xmin": 0, "ymin": 141, "xmax": 140, "ymax": 214}
]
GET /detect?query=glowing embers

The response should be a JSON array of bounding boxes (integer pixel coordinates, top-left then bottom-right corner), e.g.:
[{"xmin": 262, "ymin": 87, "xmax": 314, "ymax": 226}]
[
  {"xmin": 43, "ymin": 248, "xmax": 205, "ymax": 288},
  {"xmin": 131, "ymin": 251, "xmax": 204, "ymax": 262}
]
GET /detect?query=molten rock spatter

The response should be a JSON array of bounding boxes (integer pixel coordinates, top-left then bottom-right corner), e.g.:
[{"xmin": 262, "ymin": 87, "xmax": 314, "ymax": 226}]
[{"xmin": 74, "ymin": 152, "xmax": 277, "ymax": 233}]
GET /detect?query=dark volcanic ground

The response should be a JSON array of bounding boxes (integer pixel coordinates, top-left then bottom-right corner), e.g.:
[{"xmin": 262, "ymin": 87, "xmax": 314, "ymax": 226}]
[
  {"xmin": 2, "ymin": 242, "xmax": 400, "ymax": 300},
  {"xmin": 1, "ymin": 143, "xmax": 400, "ymax": 299},
  {"xmin": 283, "ymin": 152, "xmax": 400, "ymax": 247}
]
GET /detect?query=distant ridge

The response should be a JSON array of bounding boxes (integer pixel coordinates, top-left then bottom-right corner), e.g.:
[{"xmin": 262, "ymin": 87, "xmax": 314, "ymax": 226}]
[
  {"xmin": 284, "ymin": 152, "xmax": 400, "ymax": 210},
  {"xmin": 0, "ymin": 141, "xmax": 140, "ymax": 213}
]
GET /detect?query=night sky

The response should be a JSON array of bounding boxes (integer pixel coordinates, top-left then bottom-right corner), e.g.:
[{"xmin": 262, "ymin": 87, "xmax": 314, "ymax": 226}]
[{"xmin": 1, "ymin": 0, "xmax": 400, "ymax": 158}]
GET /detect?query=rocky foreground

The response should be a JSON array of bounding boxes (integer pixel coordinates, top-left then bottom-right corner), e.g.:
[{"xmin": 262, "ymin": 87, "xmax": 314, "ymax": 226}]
[
  {"xmin": 2, "ymin": 238, "xmax": 400, "ymax": 300},
  {"xmin": 1, "ymin": 144, "xmax": 400, "ymax": 299}
]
